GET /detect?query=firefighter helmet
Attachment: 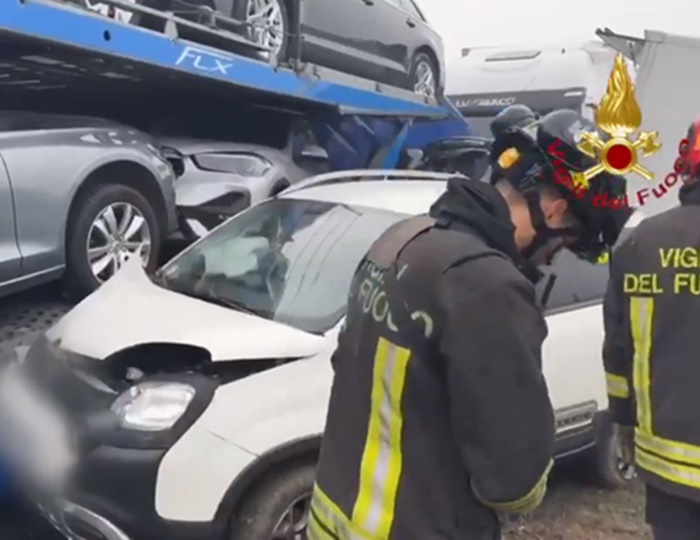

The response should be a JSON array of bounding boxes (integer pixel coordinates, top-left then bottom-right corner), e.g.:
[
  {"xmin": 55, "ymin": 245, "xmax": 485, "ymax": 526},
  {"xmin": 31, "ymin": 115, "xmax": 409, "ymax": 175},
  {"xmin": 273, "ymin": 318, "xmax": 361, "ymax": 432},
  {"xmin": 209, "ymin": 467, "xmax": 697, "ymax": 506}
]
[{"xmin": 490, "ymin": 109, "xmax": 632, "ymax": 262}]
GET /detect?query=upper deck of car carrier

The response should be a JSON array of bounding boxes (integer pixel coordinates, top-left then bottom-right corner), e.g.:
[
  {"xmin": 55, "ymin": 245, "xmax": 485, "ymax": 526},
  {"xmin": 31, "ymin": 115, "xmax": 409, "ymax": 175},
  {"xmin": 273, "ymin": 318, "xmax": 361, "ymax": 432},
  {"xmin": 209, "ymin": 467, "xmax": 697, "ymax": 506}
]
[{"xmin": 0, "ymin": 0, "xmax": 450, "ymax": 117}]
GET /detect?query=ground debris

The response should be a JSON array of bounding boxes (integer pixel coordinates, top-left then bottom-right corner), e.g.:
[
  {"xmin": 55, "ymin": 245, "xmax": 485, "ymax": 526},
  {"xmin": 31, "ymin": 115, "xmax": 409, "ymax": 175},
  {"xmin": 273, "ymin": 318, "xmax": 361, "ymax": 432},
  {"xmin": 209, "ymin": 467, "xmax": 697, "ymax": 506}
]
[{"xmin": 503, "ymin": 462, "xmax": 650, "ymax": 539}]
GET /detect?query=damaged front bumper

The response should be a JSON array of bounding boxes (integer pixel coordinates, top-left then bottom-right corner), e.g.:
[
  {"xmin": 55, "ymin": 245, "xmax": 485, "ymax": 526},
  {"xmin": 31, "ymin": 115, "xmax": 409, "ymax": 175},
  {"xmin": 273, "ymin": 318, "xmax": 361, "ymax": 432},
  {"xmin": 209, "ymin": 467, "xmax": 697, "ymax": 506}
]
[{"xmin": 0, "ymin": 339, "xmax": 224, "ymax": 540}]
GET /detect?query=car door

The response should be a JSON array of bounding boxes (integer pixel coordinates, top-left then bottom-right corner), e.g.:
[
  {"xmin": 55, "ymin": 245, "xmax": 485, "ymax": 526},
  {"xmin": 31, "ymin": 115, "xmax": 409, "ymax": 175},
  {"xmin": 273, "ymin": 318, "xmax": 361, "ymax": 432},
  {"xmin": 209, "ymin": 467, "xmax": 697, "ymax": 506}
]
[
  {"xmin": 300, "ymin": 0, "xmax": 408, "ymax": 86},
  {"xmin": 538, "ymin": 250, "xmax": 609, "ymax": 432},
  {"xmin": 0, "ymin": 154, "xmax": 22, "ymax": 285}
]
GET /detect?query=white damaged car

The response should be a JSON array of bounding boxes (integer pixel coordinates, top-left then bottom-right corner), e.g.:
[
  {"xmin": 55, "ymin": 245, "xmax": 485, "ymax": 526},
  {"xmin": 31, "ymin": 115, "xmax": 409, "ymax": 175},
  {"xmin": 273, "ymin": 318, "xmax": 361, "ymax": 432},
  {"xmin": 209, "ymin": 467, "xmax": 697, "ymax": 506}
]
[{"xmin": 0, "ymin": 170, "xmax": 634, "ymax": 540}]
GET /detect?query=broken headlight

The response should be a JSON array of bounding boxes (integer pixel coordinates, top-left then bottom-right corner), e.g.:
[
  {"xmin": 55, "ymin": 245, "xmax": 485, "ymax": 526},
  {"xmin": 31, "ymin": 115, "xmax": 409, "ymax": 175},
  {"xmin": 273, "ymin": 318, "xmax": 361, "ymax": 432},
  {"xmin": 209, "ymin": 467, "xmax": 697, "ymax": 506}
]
[{"xmin": 111, "ymin": 381, "xmax": 195, "ymax": 432}]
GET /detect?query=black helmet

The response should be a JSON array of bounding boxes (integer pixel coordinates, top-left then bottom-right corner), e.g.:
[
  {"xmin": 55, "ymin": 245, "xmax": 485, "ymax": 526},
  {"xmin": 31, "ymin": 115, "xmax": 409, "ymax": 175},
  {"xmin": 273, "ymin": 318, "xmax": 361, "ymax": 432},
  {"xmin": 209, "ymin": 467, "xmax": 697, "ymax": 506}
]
[
  {"xmin": 417, "ymin": 136, "xmax": 492, "ymax": 180},
  {"xmin": 490, "ymin": 109, "xmax": 632, "ymax": 262},
  {"xmin": 490, "ymin": 104, "xmax": 538, "ymax": 140}
]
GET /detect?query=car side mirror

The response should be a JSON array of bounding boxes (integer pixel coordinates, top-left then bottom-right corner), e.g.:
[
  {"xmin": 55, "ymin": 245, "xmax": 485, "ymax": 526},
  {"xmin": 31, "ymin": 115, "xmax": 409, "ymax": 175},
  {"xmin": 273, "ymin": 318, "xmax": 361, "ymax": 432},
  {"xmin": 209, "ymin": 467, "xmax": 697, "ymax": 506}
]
[{"xmin": 404, "ymin": 148, "xmax": 424, "ymax": 169}]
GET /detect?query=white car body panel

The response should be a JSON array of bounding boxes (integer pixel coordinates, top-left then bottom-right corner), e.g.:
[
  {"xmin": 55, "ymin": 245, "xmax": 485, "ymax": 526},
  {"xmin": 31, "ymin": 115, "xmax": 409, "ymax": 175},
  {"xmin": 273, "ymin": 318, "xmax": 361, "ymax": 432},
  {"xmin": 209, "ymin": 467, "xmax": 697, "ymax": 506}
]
[
  {"xmin": 543, "ymin": 304, "xmax": 607, "ymax": 415},
  {"xmin": 46, "ymin": 258, "xmax": 325, "ymax": 362},
  {"xmin": 155, "ymin": 421, "xmax": 258, "ymax": 521}
]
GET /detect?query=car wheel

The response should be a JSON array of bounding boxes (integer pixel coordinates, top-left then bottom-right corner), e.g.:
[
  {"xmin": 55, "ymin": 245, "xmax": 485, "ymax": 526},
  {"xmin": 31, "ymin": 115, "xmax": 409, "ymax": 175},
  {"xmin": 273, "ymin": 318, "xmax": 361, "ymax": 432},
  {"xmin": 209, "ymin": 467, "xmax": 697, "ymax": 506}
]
[
  {"xmin": 235, "ymin": 0, "xmax": 290, "ymax": 60},
  {"xmin": 65, "ymin": 183, "xmax": 161, "ymax": 299},
  {"xmin": 410, "ymin": 52, "xmax": 438, "ymax": 99},
  {"xmin": 229, "ymin": 460, "xmax": 315, "ymax": 540},
  {"xmin": 590, "ymin": 412, "xmax": 636, "ymax": 489}
]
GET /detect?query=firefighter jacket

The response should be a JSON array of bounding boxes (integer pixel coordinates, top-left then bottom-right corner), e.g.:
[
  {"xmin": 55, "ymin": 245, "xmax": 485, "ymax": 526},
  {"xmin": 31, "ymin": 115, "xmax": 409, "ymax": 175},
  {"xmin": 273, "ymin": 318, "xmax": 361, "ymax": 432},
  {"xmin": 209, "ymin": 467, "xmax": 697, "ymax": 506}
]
[
  {"xmin": 309, "ymin": 178, "xmax": 555, "ymax": 540},
  {"xmin": 603, "ymin": 181, "xmax": 700, "ymax": 504}
]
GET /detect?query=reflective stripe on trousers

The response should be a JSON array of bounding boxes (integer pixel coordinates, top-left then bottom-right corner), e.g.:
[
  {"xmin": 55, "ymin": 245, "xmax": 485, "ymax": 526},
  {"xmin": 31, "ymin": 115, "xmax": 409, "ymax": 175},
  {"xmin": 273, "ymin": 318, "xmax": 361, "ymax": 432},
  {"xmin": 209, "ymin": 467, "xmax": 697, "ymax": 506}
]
[
  {"xmin": 308, "ymin": 484, "xmax": 378, "ymax": 540},
  {"xmin": 630, "ymin": 296, "xmax": 700, "ymax": 490},
  {"xmin": 605, "ymin": 373, "xmax": 630, "ymax": 399},
  {"xmin": 351, "ymin": 337, "xmax": 411, "ymax": 538}
]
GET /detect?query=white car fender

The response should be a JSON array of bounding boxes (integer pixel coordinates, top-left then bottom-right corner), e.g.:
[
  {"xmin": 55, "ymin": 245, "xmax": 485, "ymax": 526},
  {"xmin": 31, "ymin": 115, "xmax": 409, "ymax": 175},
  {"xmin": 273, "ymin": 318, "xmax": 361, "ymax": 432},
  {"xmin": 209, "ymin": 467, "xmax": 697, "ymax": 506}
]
[
  {"xmin": 156, "ymin": 352, "xmax": 334, "ymax": 522},
  {"xmin": 199, "ymin": 354, "xmax": 333, "ymax": 454}
]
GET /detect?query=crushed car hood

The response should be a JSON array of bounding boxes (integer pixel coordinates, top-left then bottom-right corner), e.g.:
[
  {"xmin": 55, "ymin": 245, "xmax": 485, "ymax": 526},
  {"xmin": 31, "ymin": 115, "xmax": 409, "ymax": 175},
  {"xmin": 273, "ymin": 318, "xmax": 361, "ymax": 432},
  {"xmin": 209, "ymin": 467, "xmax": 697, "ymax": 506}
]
[{"xmin": 46, "ymin": 259, "xmax": 325, "ymax": 362}]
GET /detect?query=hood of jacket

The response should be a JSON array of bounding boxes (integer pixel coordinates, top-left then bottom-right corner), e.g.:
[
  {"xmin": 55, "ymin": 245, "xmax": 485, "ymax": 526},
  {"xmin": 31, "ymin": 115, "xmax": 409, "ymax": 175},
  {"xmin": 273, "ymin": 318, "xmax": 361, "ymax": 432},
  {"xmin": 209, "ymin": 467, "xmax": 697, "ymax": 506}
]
[{"xmin": 428, "ymin": 177, "xmax": 539, "ymax": 280}]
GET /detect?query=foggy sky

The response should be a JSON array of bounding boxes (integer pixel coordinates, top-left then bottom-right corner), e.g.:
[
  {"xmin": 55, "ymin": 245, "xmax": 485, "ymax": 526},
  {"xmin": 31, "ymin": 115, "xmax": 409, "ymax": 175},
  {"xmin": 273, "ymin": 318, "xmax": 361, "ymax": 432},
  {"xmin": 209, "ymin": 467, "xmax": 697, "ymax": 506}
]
[{"xmin": 421, "ymin": 0, "xmax": 697, "ymax": 59}]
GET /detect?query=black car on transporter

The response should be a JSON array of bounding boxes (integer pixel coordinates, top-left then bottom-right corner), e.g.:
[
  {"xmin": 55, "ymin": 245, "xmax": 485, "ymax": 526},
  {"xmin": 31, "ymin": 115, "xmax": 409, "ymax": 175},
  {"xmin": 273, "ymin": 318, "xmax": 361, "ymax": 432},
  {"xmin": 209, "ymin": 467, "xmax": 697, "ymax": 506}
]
[{"xmin": 116, "ymin": 0, "xmax": 445, "ymax": 98}]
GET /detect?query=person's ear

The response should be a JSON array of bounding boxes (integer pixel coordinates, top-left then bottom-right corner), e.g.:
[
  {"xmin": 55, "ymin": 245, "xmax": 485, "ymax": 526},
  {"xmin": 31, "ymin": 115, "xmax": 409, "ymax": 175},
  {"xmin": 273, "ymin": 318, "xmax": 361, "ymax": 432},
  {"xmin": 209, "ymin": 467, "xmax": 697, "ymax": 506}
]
[{"xmin": 543, "ymin": 197, "xmax": 569, "ymax": 225}]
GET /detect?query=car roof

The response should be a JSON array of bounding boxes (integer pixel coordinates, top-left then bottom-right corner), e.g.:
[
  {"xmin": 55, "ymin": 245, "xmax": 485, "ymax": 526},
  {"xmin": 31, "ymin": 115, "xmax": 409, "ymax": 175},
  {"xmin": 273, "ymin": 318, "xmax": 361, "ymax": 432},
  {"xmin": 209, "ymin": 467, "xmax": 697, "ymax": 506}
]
[{"xmin": 280, "ymin": 180, "xmax": 447, "ymax": 215}]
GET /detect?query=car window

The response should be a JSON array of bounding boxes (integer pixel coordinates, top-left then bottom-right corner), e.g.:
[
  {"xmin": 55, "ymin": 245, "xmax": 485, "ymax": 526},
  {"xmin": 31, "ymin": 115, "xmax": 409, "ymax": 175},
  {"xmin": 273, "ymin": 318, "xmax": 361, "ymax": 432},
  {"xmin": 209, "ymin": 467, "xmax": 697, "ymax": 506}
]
[
  {"xmin": 400, "ymin": 0, "xmax": 425, "ymax": 19},
  {"xmin": 536, "ymin": 226, "xmax": 636, "ymax": 312},
  {"xmin": 159, "ymin": 198, "xmax": 406, "ymax": 334},
  {"xmin": 537, "ymin": 250, "xmax": 609, "ymax": 311}
]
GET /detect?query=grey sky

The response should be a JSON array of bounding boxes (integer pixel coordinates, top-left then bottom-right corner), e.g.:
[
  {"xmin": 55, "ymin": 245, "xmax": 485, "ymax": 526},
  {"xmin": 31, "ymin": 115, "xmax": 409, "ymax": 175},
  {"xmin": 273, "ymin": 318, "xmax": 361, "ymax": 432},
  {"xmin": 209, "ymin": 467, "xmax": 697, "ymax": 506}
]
[{"xmin": 421, "ymin": 0, "xmax": 697, "ymax": 60}]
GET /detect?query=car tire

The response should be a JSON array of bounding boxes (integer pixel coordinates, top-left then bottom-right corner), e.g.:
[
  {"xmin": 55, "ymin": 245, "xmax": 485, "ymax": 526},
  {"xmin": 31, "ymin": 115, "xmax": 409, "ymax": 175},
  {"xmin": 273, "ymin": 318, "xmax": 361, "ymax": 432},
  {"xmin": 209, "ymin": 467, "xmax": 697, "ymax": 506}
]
[
  {"xmin": 590, "ymin": 412, "xmax": 636, "ymax": 490},
  {"xmin": 409, "ymin": 51, "xmax": 439, "ymax": 99},
  {"xmin": 234, "ymin": 0, "xmax": 290, "ymax": 61},
  {"xmin": 64, "ymin": 183, "xmax": 161, "ymax": 300},
  {"xmin": 229, "ymin": 460, "xmax": 315, "ymax": 540}
]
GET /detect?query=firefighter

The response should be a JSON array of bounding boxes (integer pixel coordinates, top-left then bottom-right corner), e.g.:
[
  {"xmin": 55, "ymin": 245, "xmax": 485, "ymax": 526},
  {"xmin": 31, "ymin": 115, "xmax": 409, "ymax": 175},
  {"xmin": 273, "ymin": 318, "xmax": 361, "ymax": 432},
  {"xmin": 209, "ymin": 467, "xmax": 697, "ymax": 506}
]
[
  {"xmin": 308, "ymin": 110, "xmax": 631, "ymax": 540},
  {"xmin": 603, "ymin": 118, "xmax": 700, "ymax": 540}
]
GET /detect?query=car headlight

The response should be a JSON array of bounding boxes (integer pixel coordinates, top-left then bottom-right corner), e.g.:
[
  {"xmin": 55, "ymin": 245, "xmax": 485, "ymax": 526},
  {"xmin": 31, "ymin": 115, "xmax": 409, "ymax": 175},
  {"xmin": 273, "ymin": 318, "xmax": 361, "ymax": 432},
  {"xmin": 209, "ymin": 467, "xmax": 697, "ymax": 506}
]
[
  {"xmin": 111, "ymin": 382, "xmax": 195, "ymax": 432},
  {"xmin": 192, "ymin": 152, "xmax": 272, "ymax": 176}
]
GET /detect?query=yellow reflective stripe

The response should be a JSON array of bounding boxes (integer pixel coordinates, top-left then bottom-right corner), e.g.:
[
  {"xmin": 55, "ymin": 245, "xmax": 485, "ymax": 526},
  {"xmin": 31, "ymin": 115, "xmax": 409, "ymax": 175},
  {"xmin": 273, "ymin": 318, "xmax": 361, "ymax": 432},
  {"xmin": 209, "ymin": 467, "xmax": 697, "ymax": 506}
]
[
  {"xmin": 352, "ymin": 337, "xmax": 411, "ymax": 538},
  {"xmin": 308, "ymin": 510, "xmax": 335, "ymax": 540},
  {"xmin": 636, "ymin": 429, "xmax": 700, "ymax": 468},
  {"xmin": 630, "ymin": 296, "xmax": 654, "ymax": 432},
  {"xmin": 473, "ymin": 459, "xmax": 553, "ymax": 514},
  {"xmin": 605, "ymin": 373, "xmax": 630, "ymax": 399},
  {"xmin": 636, "ymin": 446, "xmax": 700, "ymax": 490},
  {"xmin": 311, "ymin": 485, "xmax": 377, "ymax": 540}
]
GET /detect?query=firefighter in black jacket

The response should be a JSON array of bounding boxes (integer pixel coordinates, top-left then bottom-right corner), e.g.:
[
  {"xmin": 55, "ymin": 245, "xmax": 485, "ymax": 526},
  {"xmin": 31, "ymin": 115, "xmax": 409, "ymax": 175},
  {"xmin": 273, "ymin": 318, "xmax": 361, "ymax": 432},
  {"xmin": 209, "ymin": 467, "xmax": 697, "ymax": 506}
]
[
  {"xmin": 308, "ymin": 109, "xmax": 632, "ymax": 540},
  {"xmin": 603, "ymin": 119, "xmax": 700, "ymax": 540}
]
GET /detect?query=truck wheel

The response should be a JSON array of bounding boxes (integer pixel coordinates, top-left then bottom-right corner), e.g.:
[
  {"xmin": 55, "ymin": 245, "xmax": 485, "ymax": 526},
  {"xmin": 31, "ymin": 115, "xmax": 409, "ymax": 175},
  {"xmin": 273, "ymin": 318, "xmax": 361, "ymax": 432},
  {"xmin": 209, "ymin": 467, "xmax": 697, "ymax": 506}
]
[
  {"xmin": 65, "ymin": 184, "xmax": 161, "ymax": 300},
  {"xmin": 229, "ymin": 461, "xmax": 315, "ymax": 540},
  {"xmin": 591, "ymin": 412, "xmax": 636, "ymax": 490}
]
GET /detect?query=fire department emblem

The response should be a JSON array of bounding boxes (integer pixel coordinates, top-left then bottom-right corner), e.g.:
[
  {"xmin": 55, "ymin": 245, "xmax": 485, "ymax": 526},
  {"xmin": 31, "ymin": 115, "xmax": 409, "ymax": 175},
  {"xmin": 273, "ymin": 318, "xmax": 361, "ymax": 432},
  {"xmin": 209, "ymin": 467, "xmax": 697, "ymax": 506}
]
[{"xmin": 572, "ymin": 53, "xmax": 662, "ymax": 188}]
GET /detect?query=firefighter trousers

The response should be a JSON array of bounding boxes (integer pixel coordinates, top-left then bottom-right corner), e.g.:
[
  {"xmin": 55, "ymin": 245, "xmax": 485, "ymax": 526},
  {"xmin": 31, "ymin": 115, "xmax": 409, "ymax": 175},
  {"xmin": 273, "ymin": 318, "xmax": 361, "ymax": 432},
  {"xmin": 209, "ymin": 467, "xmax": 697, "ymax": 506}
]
[
  {"xmin": 651, "ymin": 526, "xmax": 700, "ymax": 540},
  {"xmin": 646, "ymin": 484, "xmax": 700, "ymax": 539}
]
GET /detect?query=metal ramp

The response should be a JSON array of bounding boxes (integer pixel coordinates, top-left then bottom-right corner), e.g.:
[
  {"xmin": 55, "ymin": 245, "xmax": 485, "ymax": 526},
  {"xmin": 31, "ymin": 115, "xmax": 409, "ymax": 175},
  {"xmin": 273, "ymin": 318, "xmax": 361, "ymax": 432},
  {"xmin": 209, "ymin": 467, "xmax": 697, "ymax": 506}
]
[{"xmin": 0, "ymin": 0, "xmax": 447, "ymax": 116}]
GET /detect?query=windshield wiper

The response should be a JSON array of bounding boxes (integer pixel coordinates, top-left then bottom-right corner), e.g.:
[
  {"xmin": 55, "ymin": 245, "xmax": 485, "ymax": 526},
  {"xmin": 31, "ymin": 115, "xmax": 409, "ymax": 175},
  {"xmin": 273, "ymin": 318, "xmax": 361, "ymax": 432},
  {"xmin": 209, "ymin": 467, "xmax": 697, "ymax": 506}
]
[
  {"xmin": 153, "ymin": 271, "xmax": 258, "ymax": 315},
  {"xmin": 196, "ymin": 290, "xmax": 258, "ymax": 316}
]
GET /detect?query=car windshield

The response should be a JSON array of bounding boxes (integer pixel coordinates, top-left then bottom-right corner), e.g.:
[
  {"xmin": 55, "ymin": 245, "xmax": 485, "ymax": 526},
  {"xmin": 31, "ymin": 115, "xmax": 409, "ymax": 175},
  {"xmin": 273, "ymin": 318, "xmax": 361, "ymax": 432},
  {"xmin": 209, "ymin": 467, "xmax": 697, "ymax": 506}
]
[{"xmin": 158, "ymin": 198, "xmax": 407, "ymax": 334}]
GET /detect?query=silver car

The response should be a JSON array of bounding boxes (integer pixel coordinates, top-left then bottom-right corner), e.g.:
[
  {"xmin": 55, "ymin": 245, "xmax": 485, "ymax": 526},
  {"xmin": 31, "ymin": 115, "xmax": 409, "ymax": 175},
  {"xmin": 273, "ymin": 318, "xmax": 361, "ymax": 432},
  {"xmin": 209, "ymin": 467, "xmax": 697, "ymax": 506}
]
[
  {"xmin": 0, "ymin": 111, "xmax": 178, "ymax": 300},
  {"xmin": 163, "ymin": 136, "xmax": 329, "ymax": 239}
]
